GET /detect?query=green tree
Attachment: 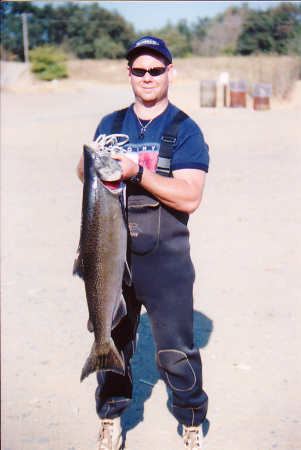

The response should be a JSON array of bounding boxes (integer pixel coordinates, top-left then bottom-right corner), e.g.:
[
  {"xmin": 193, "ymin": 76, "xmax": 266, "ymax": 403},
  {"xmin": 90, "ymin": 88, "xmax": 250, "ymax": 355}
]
[
  {"xmin": 154, "ymin": 21, "xmax": 193, "ymax": 58},
  {"xmin": 236, "ymin": 2, "xmax": 301, "ymax": 55},
  {"xmin": 191, "ymin": 17, "xmax": 210, "ymax": 41},
  {"xmin": 1, "ymin": 1, "xmax": 43, "ymax": 60},
  {"xmin": 236, "ymin": 9, "xmax": 276, "ymax": 54},
  {"xmin": 94, "ymin": 36, "xmax": 125, "ymax": 59},
  {"xmin": 37, "ymin": 3, "xmax": 68, "ymax": 46},
  {"xmin": 65, "ymin": 3, "xmax": 134, "ymax": 59},
  {"xmin": 177, "ymin": 19, "xmax": 192, "ymax": 43},
  {"xmin": 271, "ymin": 2, "xmax": 301, "ymax": 54},
  {"xmin": 0, "ymin": 1, "xmax": 135, "ymax": 60}
]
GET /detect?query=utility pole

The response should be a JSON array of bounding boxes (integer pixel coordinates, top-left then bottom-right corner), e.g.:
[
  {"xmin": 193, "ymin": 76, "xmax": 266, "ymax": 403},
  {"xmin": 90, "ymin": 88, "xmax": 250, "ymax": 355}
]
[{"xmin": 22, "ymin": 13, "xmax": 29, "ymax": 64}]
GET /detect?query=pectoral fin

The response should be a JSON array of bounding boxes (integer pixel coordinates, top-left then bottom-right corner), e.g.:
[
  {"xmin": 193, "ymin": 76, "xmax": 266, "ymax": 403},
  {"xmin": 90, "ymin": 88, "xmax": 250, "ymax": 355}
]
[
  {"xmin": 123, "ymin": 260, "xmax": 132, "ymax": 286},
  {"xmin": 73, "ymin": 249, "xmax": 84, "ymax": 279},
  {"xmin": 112, "ymin": 293, "xmax": 127, "ymax": 330},
  {"xmin": 87, "ymin": 318, "xmax": 94, "ymax": 333}
]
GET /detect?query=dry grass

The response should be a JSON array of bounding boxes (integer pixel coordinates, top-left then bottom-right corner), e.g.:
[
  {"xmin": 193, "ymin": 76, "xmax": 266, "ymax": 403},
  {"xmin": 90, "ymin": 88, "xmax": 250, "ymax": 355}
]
[
  {"xmin": 66, "ymin": 55, "xmax": 301, "ymax": 99},
  {"xmin": 173, "ymin": 55, "xmax": 301, "ymax": 99},
  {"xmin": 66, "ymin": 59, "xmax": 128, "ymax": 84}
]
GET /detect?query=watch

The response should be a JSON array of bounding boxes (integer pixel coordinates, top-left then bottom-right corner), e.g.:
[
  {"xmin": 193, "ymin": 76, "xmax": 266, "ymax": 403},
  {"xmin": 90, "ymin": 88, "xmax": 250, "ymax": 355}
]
[{"xmin": 130, "ymin": 165, "xmax": 143, "ymax": 184}]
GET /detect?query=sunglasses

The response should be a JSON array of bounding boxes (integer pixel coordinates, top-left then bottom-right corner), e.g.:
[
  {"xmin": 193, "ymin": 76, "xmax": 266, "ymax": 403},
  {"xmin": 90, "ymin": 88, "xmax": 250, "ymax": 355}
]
[{"xmin": 130, "ymin": 66, "xmax": 167, "ymax": 77}]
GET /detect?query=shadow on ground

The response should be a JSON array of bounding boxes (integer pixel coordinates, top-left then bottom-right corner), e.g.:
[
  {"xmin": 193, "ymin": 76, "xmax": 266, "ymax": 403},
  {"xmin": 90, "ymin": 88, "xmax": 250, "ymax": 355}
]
[{"xmin": 121, "ymin": 310, "xmax": 213, "ymax": 441}]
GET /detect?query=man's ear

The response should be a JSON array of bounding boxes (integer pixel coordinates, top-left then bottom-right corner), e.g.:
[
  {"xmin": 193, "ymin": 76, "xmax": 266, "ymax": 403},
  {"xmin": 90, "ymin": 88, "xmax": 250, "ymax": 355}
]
[
  {"xmin": 127, "ymin": 65, "xmax": 132, "ymax": 83},
  {"xmin": 167, "ymin": 64, "xmax": 174, "ymax": 83}
]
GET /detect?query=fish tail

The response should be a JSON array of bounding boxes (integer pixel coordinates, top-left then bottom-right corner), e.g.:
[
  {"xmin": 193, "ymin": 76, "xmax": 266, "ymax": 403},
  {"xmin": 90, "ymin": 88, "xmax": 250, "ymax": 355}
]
[{"xmin": 80, "ymin": 339, "xmax": 125, "ymax": 382}]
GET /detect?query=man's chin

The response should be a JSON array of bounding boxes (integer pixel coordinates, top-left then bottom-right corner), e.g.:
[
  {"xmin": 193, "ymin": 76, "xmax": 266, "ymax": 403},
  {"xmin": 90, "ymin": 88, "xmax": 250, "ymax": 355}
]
[{"xmin": 141, "ymin": 92, "xmax": 156, "ymax": 101}]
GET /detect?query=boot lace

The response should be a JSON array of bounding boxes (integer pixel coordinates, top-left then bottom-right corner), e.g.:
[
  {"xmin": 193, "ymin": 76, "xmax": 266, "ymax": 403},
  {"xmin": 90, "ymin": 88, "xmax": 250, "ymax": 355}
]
[
  {"xmin": 96, "ymin": 420, "xmax": 114, "ymax": 450},
  {"xmin": 183, "ymin": 426, "xmax": 203, "ymax": 449}
]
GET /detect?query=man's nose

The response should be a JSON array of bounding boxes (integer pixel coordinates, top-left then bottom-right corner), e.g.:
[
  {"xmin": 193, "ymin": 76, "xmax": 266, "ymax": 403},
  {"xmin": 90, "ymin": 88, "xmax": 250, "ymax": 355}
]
[{"xmin": 143, "ymin": 71, "xmax": 153, "ymax": 81}]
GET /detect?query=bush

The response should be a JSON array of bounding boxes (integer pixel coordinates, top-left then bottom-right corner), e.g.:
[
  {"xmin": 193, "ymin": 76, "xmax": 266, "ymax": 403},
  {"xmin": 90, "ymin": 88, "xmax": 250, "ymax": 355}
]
[
  {"xmin": 29, "ymin": 45, "xmax": 68, "ymax": 81},
  {"xmin": 94, "ymin": 36, "xmax": 126, "ymax": 60}
]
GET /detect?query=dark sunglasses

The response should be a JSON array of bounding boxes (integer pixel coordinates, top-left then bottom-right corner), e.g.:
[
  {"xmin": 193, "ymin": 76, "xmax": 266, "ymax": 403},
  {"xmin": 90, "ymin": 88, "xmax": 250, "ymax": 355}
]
[{"xmin": 130, "ymin": 66, "xmax": 167, "ymax": 77}]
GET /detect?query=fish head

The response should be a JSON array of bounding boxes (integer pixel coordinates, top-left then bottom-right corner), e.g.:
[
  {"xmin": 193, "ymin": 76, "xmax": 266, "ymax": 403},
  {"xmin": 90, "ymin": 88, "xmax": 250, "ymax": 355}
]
[
  {"xmin": 94, "ymin": 154, "xmax": 122, "ymax": 182},
  {"xmin": 84, "ymin": 145, "xmax": 123, "ymax": 193}
]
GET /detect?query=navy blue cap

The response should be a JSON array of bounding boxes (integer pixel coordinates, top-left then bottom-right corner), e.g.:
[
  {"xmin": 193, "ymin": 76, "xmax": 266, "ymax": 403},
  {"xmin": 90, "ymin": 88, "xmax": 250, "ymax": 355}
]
[{"xmin": 126, "ymin": 36, "xmax": 172, "ymax": 63}]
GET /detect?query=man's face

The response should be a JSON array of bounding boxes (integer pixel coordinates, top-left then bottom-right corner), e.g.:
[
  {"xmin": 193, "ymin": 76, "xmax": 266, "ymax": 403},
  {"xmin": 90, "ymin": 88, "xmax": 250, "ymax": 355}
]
[{"xmin": 128, "ymin": 53, "xmax": 174, "ymax": 105}]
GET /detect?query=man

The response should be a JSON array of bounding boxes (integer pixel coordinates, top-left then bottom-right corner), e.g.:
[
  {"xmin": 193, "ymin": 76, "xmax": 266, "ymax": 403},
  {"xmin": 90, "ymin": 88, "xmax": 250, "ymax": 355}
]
[{"xmin": 77, "ymin": 36, "xmax": 209, "ymax": 450}]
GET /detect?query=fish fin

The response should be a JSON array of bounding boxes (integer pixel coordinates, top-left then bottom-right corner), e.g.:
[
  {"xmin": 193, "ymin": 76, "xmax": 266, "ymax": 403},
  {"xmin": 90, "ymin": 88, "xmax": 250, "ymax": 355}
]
[
  {"xmin": 73, "ymin": 251, "xmax": 84, "ymax": 279},
  {"xmin": 87, "ymin": 318, "xmax": 94, "ymax": 333},
  {"xmin": 112, "ymin": 293, "xmax": 127, "ymax": 330},
  {"xmin": 123, "ymin": 260, "xmax": 132, "ymax": 286},
  {"xmin": 80, "ymin": 339, "xmax": 125, "ymax": 382}
]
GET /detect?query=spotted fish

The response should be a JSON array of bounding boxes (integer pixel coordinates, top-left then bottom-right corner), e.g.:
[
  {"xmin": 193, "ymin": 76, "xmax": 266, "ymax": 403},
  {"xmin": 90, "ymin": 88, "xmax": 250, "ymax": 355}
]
[{"xmin": 73, "ymin": 144, "xmax": 131, "ymax": 382}]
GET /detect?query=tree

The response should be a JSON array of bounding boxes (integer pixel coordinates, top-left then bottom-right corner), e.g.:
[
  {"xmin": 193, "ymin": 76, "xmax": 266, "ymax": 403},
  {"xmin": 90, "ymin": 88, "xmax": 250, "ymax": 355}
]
[
  {"xmin": 1, "ymin": 1, "xmax": 300, "ymax": 61},
  {"xmin": 156, "ymin": 23, "xmax": 193, "ymax": 58},
  {"xmin": 236, "ymin": 9, "xmax": 275, "ymax": 54},
  {"xmin": 1, "ymin": 1, "xmax": 42, "ymax": 60},
  {"xmin": 191, "ymin": 17, "xmax": 210, "ymax": 41},
  {"xmin": 236, "ymin": 2, "xmax": 301, "ymax": 55},
  {"xmin": 271, "ymin": 2, "xmax": 301, "ymax": 54},
  {"xmin": 0, "ymin": 1, "xmax": 135, "ymax": 60}
]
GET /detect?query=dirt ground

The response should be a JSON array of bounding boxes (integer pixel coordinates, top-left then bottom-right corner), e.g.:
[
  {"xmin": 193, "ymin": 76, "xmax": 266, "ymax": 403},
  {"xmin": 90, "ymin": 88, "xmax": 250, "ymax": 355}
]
[{"xmin": 1, "ymin": 60, "xmax": 301, "ymax": 450}]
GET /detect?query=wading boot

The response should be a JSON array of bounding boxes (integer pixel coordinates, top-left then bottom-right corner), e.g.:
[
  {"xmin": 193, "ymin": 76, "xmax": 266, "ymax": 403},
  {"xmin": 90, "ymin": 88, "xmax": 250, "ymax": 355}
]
[
  {"xmin": 95, "ymin": 417, "xmax": 122, "ymax": 450},
  {"xmin": 182, "ymin": 424, "xmax": 204, "ymax": 449}
]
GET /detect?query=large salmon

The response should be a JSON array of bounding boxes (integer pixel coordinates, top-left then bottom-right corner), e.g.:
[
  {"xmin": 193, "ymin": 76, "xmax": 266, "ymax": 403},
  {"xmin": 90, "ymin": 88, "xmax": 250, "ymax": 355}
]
[{"xmin": 73, "ymin": 140, "xmax": 131, "ymax": 382}]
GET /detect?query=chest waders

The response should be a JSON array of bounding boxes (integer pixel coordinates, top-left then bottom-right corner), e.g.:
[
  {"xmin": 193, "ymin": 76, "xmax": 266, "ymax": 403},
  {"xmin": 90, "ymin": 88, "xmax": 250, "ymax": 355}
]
[{"xmin": 95, "ymin": 108, "xmax": 208, "ymax": 427}]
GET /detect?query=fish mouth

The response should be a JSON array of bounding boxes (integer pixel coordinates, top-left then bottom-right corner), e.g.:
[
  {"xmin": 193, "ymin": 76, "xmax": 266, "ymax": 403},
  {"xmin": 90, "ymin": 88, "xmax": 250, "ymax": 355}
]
[
  {"xmin": 102, "ymin": 180, "xmax": 122, "ymax": 191},
  {"xmin": 101, "ymin": 179, "xmax": 124, "ymax": 193}
]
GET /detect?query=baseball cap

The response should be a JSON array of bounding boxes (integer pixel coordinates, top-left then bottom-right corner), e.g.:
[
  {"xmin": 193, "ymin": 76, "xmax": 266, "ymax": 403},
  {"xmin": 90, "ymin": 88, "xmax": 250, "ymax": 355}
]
[{"xmin": 126, "ymin": 36, "xmax": 172, "ymax": 64}]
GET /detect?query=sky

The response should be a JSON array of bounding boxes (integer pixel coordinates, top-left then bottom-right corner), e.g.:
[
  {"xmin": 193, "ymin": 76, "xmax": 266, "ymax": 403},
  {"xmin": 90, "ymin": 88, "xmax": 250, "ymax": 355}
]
[
  {"xmin": 34, "ymin": 1, "xmax": 295, "ymax": 33},
  {"xmin": 94, "ymin": 1, "xmax": 287, "ymax": 32}
]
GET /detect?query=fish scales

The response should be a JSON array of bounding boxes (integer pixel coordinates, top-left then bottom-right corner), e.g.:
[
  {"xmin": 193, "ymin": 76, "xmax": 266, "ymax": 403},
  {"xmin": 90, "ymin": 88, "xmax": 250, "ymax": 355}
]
[{"xmin": 73, "ymin": 145, "xmax": 130, "ymax": 382}]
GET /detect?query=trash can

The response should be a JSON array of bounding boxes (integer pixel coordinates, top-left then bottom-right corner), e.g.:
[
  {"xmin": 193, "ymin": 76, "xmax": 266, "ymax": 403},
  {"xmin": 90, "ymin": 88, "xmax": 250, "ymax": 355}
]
[
  {"xmin": 253, "ymin": 83, "xmax": 272, "ymax": 110},
  {"xmin": 229, "ymin": 80, "xmax": 247, "ymax": 108},
  {"xmin": 200, "ymin": 80, "xmax": 217, "ymax": 107}
]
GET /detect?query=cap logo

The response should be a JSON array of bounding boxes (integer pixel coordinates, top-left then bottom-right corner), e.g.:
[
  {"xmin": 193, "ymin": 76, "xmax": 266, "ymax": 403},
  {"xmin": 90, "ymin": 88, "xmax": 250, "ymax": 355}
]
[{"xmin": 136, "ymin": 38, "xmax": 159, "ymax": 47}]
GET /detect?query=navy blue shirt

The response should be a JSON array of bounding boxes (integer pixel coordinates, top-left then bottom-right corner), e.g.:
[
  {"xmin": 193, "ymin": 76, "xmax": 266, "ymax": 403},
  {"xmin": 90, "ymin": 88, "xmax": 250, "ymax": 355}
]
[{"xmin": 94, "ymin": 103, "xmax": 209, "ymax": 174}]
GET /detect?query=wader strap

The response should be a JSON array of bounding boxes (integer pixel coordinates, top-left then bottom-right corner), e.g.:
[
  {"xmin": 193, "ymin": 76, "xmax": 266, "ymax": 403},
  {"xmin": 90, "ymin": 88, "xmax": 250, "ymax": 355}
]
[
  {"xmin": 111, "ymin": 107, "xmax": 188, "ymax": 177},
  {"xmin": 111, "ymin": 107, "xmax": 129, "ymax": 134},
  {"xmin": 156, "ymin": 110, "xmax": 189, "ymax": 177}
]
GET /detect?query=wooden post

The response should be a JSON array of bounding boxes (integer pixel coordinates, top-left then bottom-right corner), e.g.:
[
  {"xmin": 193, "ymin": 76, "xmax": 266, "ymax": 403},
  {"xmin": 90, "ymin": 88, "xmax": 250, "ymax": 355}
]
[
  {"xmin": 22, "ymin": 13, "xmax": 29, "ymax": 64},
  {"xmin": 220, "ymin": 72, "xmax": 229, "ymax": 108},
  {"xmin": 223, "ymin": 84, "xmax": 227, "ymax": 108}
]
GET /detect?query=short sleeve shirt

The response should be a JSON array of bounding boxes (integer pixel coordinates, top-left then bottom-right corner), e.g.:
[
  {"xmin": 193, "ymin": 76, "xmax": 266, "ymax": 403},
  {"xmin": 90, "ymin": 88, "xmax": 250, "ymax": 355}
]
[{"xmin": 94, "ymin": 102, "xmax": 209, "ymax": 173}]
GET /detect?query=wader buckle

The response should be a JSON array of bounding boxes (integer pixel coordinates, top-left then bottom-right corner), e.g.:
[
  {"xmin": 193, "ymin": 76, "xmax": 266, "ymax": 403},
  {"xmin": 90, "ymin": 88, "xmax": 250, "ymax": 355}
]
[
  {"xmin": 161, "ymin": 135, "xmax": 177, "ymax": 144},
  {"xmin": 157, "ymin": 156, "xmax": 171, "ymax": 174}
]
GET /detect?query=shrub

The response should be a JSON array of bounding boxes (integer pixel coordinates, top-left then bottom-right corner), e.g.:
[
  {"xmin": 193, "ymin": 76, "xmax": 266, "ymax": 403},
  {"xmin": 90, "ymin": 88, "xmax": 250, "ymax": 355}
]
[
  {"xmin": 94, "ymin": 36, "xmax": 126, "ymax": 59},
  {"xmin": 29, "ymin": 45, "xmax": 68, "ymax": 81}
]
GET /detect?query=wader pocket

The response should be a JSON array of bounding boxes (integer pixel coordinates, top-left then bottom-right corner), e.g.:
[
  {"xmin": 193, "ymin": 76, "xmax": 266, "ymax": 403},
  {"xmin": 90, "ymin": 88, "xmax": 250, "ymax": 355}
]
[{"xmin": 128, "ymin": 195, "xmax": 161, "ymax": 255}]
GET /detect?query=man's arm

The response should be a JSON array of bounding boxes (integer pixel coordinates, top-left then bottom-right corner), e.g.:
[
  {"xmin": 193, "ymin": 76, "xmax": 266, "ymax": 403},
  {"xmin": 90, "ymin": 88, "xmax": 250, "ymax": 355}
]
[
  {"xmin": 113, "ymin": 153, "xmax": 206, "ymax": 214},
  {"xmin": 76, "ymin": 152, "xmax": 206, "ymax": 213}
]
